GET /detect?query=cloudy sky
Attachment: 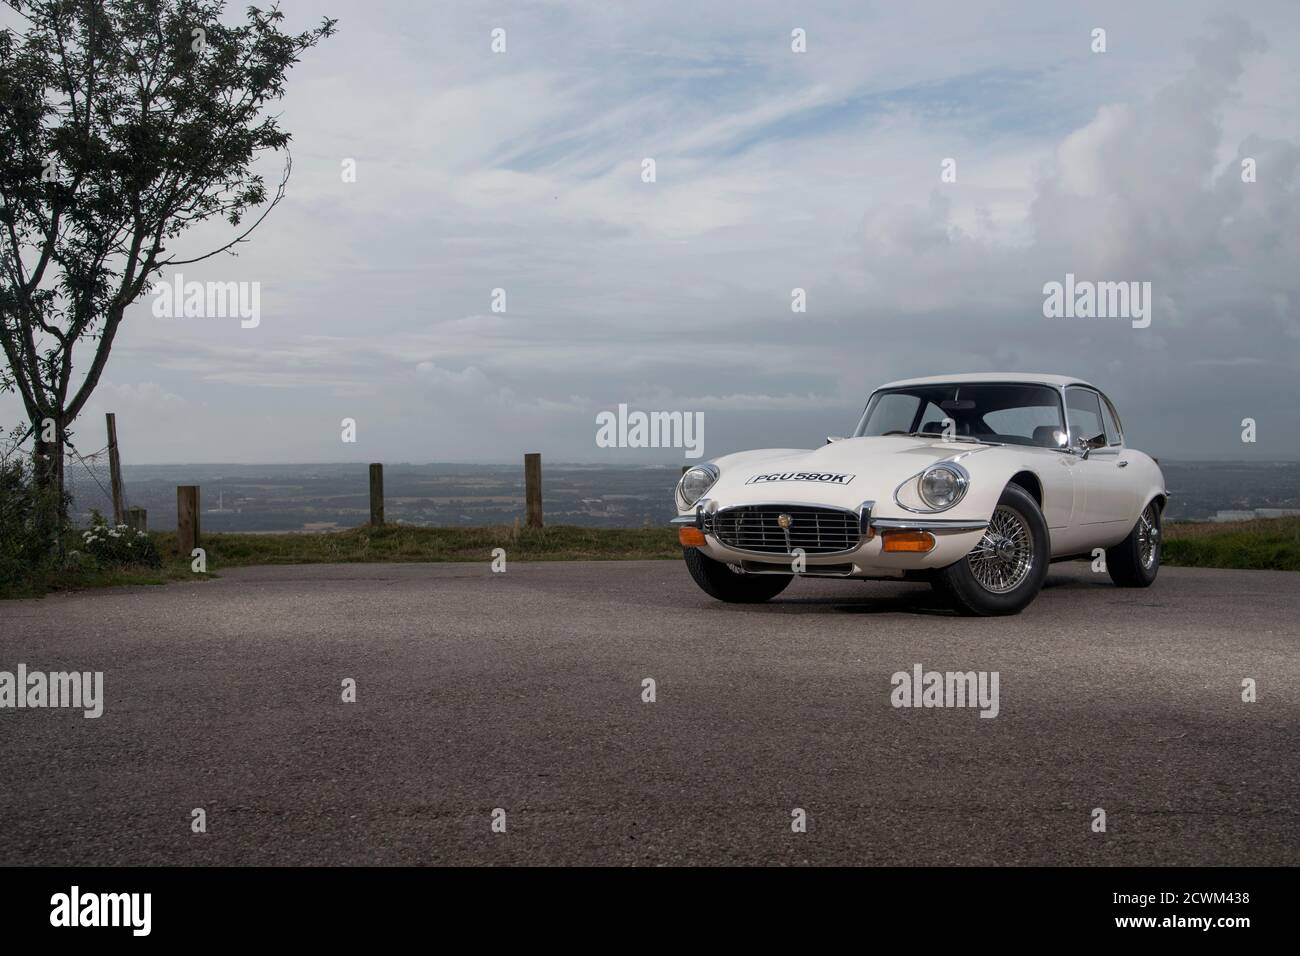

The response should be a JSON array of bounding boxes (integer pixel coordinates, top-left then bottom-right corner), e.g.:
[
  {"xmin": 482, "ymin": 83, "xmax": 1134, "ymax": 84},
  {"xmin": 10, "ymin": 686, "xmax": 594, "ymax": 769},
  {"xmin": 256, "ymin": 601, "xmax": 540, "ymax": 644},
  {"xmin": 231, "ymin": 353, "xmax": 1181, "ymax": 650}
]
[{"xmin": 5, "ymin": 0, "xmax": 1299, "ymax": 463}]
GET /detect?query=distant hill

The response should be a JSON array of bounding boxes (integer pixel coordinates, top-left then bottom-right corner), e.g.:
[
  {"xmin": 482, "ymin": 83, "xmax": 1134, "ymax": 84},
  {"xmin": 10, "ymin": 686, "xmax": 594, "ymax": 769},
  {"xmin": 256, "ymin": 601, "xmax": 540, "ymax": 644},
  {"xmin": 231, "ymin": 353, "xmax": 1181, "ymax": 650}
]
[{"xmin": 64, "ymin": 460, "xmax": 1300, "ymax": 532}]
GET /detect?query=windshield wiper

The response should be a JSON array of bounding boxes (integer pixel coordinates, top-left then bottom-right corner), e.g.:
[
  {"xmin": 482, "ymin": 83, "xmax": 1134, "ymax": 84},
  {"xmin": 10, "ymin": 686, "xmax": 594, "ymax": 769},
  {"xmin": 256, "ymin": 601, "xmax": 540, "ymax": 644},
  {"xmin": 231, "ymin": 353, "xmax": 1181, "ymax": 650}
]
[{"xmin": 907, "ymin": 431, "xmax": 998, "ymax": 445}]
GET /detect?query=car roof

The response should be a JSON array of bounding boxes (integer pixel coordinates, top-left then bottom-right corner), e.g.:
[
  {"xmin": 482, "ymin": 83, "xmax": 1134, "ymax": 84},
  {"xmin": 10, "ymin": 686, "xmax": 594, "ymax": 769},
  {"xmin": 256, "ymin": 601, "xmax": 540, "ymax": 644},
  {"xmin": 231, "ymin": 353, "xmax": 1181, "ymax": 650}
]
[{"xmin": 878, "ymin": 372, "xmax": 1096, "ymax": 391}]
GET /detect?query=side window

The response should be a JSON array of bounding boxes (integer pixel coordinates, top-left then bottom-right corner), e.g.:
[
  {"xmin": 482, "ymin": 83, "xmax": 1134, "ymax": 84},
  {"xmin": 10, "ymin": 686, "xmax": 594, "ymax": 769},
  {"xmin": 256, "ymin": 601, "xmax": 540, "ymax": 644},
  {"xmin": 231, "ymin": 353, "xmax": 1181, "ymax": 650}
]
[
  {"xmin": 1100, "ymin": 396, "xmax": 1123, "ymax": 446},
  {"xmin": 1099, "ymin": 396, "xmax": 1123, "ymax": 446},
  {"xmin": 1065, "ymin": 388, "xmax": 1106, "ymax": 449}
]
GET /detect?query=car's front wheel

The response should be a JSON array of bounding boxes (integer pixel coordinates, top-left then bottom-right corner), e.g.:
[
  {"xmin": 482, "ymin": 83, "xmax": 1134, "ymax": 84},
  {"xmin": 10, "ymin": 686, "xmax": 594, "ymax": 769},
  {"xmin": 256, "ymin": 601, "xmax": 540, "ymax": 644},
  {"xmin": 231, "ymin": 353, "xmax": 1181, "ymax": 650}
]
[
  {"xmin": 932, "ymin": 484, "xmax": 1050, "ymax": 616},
  {"xmin": 1106, "ymin": 500, "xmax": 1161, "ymax": 587},
  {"xmin": 682, "ymin": 547, "xmax": 793, "ymax": 603}
]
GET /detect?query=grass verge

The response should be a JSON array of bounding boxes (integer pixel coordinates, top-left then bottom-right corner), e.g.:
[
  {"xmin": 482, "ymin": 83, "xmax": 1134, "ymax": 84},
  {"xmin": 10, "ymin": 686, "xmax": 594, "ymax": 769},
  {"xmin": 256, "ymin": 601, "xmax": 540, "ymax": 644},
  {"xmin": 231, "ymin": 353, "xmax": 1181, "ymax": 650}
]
[
  {"xmin": 153, "ymin": 524, "xmax": 682, "ymax": 567},
  {"xmin": 1162, "ymin": 516, "xmax": 1300, "ymax": 571},
  {"xmin": 6, "ymin": 517, "xmax": 1297, "ymax": 598},
  {"xmin": 4, "ymin": 525, "xmax": 681, "ymax": 598}
]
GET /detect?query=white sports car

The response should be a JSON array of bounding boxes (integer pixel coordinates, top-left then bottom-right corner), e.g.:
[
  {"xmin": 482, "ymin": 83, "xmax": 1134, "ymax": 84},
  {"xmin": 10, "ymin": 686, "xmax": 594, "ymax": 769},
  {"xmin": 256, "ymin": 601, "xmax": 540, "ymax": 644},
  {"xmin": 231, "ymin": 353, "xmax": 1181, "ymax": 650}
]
[{"xmin": 674, "ymin": 373, "xmax": 1167, "ymax": 615}]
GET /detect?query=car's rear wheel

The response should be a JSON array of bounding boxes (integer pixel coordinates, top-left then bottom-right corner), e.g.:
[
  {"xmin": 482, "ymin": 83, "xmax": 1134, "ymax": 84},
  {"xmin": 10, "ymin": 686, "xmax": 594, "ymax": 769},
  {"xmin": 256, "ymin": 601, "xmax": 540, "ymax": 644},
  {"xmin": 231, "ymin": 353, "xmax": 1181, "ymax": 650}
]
[
  {"xmin": 682, "ymin": 547, "xmax": 793, "ymax": 603},
  {"xmin": 932, "ymin": 484, "xmax": 1050, "ymax": 616},
  {"xmin": 1106, "ymin": 500, "xmax": 1161, "ymax": 588}
]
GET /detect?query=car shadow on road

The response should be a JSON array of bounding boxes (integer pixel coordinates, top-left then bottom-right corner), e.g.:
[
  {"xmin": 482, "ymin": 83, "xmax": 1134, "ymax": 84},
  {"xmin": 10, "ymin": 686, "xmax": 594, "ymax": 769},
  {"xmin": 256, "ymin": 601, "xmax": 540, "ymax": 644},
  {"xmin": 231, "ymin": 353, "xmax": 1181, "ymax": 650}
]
[
  {"xmin": 1041, "ymin": 571, "xmax": 1112, "ymax": 589},
  {"xmin": 755, "ymin": 568, "xmax": 1113, "ymax": 616},
  {"xmin": 769, "ymin": 585, "xmax": 959, "ymax": 617}
]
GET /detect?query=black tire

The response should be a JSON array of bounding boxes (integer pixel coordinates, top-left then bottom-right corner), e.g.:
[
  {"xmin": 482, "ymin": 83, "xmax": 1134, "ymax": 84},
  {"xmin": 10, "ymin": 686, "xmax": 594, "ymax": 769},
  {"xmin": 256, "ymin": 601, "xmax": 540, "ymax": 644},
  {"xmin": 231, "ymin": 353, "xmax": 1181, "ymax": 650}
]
[
  {"xmin": 932, "ymin": 484, "xmax": 1050, "ymax": 616},
  {"xmin": 1106, "ymin": 499, "xmax": 1161, "ymax": 588},
  {"xmin": 682, "ymin": 547, "xmax": 793, "ymax": 603}
]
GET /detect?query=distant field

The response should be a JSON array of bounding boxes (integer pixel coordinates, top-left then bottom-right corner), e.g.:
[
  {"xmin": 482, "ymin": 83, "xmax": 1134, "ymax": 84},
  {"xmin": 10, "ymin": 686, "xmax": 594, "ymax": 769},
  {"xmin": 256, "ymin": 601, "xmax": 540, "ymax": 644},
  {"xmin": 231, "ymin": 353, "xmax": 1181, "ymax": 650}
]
[
  {"xmin": 7, "ymin": 517, "xmax": 1297, "ymax": 598},
  {"xmin": 89, "ymin": 459, "xmax": 1300, "ymax": 531}
]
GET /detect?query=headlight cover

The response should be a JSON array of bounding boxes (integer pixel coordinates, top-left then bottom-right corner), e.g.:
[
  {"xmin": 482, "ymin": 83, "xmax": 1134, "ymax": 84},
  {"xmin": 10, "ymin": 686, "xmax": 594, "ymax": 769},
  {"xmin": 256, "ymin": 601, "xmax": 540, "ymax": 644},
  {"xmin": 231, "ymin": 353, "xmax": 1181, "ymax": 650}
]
[
  {"xmin": 895, "ymin": 461, "xmax": 971, "ymax": 513},
  {"xmin": 918, "ymin": 463, "xmax": 969, "ymax": 510},
  {"xmin": 678, "ymin": 464, "xmax": 719, "ymax": 508}
]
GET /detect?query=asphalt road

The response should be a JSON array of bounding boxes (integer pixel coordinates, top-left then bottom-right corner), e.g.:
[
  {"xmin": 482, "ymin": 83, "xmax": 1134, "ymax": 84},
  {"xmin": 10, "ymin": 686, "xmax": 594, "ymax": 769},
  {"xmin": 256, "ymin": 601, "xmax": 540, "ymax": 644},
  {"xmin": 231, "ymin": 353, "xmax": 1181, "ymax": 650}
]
[{"xmin": 1, "ymin": 560, "xmax": 1296, "ymax": 866}]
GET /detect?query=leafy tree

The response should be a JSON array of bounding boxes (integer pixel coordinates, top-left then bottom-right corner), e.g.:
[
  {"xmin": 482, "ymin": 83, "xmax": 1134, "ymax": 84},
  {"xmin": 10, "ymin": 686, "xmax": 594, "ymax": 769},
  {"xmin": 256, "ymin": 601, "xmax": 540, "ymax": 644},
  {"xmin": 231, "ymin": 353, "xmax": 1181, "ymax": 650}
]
[
  {"xmin": 0, "ymin": 0, "xmax": 334, "ymax": 518},
  {"xmin": 0, "ymin": 421, "xmax": 65, "ymax": 594}
]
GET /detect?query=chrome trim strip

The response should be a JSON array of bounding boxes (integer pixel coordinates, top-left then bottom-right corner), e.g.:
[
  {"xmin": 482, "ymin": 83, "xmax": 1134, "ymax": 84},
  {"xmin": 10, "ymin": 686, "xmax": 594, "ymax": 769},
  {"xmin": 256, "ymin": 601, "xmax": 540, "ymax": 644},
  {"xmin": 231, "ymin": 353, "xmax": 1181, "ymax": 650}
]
[
  {"xmin": 704, "ymin": 500, "xmax": 850, "ymax": 511},
  {"xmin": 708, "ymin": 541, "xmax": 863, "ymax": 557},
  {"xmin": 872, "ymin": 518, "xmax": 987, "ymax": 533},
  {"xmin": 858, "ymin": 500, "xmax": 875, "ymax": 538},
  {"xmin": 711, "ymin": 543, "xmax": 862, "ymax": 558},
  {"xmin": 740, "ymin": 560, "xmax": 857, "ymax": 577}
]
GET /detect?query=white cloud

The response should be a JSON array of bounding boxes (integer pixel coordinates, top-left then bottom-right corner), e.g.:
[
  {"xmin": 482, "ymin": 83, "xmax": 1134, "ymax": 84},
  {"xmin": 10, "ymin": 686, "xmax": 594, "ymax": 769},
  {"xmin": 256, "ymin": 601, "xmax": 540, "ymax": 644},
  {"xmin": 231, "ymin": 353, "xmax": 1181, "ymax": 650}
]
[{"xmin": 6, "ymin": 2, "xmax": 1298, "ymax": 463}]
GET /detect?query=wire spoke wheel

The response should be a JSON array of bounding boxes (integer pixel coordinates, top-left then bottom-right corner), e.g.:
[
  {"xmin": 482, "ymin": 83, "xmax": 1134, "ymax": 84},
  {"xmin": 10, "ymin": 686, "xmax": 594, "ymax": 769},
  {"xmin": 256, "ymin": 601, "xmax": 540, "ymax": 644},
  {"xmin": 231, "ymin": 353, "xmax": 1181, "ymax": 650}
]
[
  {"xmin": 1136, "ymin": 502, "xmax": 1160, "ymax": 570},
  {"xmin": 967, "ymin": 505, "xmax": 1034, "ymax": 594}
]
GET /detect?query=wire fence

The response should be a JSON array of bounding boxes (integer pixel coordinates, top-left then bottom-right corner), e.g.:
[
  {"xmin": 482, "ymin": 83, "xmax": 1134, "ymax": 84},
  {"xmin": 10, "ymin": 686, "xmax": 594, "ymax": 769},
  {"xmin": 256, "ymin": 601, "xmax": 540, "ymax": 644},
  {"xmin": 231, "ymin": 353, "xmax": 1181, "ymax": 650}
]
[
  {"xmin": 2, "ymin": 417, "xmax": 128, "ymax": 528},
  {"xmin": 63, "ymin": 440, "xmax": 122, "ymax": 527}
]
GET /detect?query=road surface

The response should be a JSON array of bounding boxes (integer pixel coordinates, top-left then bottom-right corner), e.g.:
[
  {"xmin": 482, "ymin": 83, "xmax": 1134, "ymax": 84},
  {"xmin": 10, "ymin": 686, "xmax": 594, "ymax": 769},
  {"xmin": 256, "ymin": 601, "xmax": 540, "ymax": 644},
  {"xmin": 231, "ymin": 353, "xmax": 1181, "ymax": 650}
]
[{"xmin": 2, "ymin": 560, "xmax": 1296, "ymax": 865}]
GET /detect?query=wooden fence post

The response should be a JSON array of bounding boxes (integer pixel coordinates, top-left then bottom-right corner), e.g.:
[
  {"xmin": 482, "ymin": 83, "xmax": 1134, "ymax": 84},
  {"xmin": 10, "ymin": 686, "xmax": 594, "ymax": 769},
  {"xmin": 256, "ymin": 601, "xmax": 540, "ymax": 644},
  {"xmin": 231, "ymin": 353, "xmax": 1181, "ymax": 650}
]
[
  {"xmin": 177, "ymin": 486, "xmax": 199, "ymax": 555},
  {"xmin": 369, "ymin": 463, "xmax": 385, "ymax": 526},
  {"xmin": 524, "ymin": 453, "xmax": 543, "ymax": 528},
  {"xmin": 126, "ymin": 506, "xmax": 147, "ymax": 533},
  {"xmin": 106, "ymin": 412, "xmax": 125, "ymax": 524}
]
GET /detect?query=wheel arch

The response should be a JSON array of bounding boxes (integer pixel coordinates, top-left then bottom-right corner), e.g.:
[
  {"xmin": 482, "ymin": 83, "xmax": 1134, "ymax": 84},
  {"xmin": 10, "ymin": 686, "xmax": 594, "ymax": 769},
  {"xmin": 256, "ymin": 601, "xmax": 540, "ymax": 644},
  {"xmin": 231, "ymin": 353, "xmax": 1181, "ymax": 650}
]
[{"xmin": 1006, "ymin": 470, "xmax": 1044, "ymax": 510}]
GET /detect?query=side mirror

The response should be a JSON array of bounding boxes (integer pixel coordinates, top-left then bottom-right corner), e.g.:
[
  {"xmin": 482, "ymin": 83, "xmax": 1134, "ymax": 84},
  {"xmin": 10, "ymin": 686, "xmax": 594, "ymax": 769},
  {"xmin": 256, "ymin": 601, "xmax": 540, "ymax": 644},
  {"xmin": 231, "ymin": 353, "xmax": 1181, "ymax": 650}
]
[
  {"xmin": 826, "ymin": 435, "xmax": 845, "ymax": 444},
  {"xmin": 1074, "ymin": 436, "xmax": 1092, "ymax": 460}
]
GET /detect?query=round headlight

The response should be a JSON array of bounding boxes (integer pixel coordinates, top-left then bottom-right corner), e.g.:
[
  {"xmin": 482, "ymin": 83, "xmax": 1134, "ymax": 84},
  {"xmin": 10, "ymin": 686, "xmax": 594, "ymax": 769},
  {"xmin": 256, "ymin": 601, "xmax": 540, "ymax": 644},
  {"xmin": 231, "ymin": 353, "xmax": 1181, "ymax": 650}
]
[
  {"xmin": 678, "ymin": 466, "xmax": 718, "ymax": 507},
  {"xmin": 918, "ymin": 464, "xmax": 968, "ymax": 510}
]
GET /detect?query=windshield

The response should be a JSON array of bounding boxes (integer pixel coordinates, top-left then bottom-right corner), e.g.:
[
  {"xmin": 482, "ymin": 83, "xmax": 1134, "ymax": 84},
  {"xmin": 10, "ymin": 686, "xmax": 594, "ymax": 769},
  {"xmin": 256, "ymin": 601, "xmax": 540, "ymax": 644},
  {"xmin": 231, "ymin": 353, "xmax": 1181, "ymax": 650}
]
[{"xmin": 853, "ymin": 383, "xmax": 1067, "ymax": 449}]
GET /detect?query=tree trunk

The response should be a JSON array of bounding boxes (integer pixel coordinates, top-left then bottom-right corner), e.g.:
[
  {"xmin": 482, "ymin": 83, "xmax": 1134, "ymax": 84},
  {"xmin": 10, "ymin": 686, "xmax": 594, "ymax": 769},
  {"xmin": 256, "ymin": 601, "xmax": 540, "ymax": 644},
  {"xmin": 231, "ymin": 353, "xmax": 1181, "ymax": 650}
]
[{"xmin": 31, "ymin": 415, "xmax": 67, "ymax": 549}]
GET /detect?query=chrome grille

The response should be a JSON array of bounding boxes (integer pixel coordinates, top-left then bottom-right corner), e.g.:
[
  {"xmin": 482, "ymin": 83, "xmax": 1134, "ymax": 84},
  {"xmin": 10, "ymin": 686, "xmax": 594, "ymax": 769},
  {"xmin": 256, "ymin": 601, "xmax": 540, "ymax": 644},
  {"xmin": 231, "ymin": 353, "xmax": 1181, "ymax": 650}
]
[{"xmin": 713, "ymin": 505, "xmax": 861, "ymax": 555}]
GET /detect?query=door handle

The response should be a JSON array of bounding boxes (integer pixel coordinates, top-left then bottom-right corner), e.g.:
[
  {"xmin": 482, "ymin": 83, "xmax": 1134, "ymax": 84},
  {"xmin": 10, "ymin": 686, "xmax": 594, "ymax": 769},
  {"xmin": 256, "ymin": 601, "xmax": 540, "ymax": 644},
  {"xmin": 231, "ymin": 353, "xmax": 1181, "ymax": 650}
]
[{"xmin": 1117, "ymin": 460, "xmax": 1129, "ymax": 468}]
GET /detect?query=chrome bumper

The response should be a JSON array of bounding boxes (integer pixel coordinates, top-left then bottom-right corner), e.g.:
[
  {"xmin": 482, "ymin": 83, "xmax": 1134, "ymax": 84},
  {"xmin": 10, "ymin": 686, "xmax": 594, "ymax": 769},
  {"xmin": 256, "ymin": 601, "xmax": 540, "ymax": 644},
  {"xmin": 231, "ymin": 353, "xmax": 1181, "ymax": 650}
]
[{"xmin": 672, "ymin": 499, "xmax": 987, "ymax": 537}]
